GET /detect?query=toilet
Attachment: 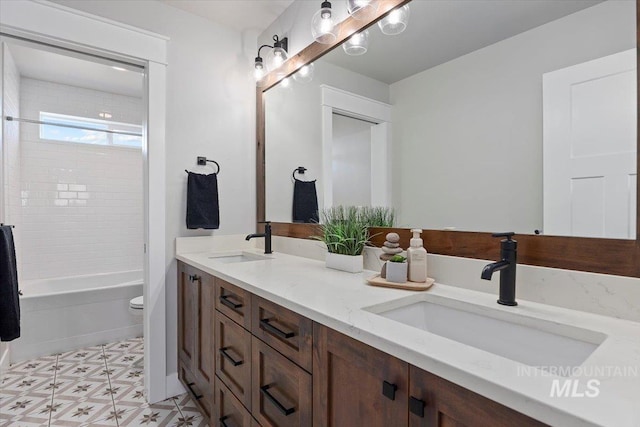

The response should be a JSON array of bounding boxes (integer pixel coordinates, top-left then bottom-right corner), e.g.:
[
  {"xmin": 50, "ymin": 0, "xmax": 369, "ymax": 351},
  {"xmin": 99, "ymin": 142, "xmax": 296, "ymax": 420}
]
[{"xmin": 129, "ymin": 295, "xmax": 144, "ymax": 315}]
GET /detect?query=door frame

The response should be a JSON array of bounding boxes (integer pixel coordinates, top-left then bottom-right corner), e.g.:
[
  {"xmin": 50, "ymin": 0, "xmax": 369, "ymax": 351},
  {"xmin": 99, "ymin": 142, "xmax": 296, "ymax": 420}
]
[
  {"xmin": 0, "ymin": 0, "xmax": 169, "ymax": 403},
  {"xmin": 320, "ymin": 84, "xmax": 392, "ymax": 209}
]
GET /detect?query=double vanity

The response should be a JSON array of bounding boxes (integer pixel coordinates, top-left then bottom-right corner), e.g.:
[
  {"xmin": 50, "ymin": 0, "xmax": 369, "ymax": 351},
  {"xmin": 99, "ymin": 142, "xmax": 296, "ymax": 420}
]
[{"xmin": 176, "ymin": 242, "xmax": 640, "ymax": 427}]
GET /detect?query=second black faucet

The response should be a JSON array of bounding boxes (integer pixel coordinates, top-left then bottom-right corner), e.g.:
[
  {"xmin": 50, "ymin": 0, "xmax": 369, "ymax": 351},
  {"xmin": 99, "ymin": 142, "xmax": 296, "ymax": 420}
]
[{"xmin": 246, "ymin": 221, "xmax": 272, "ymax": 254}]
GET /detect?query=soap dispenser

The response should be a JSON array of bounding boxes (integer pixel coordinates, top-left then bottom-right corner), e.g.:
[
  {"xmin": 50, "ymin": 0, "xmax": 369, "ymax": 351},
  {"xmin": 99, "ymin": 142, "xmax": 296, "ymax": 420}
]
[{"xmin": 407, "ymin": 229, "xmax": 428, "ymax": 282}]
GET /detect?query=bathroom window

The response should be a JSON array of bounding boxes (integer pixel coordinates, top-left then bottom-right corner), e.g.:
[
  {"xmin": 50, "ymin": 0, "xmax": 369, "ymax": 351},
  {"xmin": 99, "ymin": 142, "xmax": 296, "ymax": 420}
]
[{"xmin": 39, "ymin": 112, "xmax": 142, "ymax": 149}]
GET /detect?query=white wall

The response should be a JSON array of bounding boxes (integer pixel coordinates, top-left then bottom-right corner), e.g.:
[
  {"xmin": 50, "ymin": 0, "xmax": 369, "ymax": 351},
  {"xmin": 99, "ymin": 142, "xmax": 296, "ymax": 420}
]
[
  {"xmin": 390, "ymin": 0, "xmax": 636, "ymax": 232},
  {"xmin": 19, "ymin": 78, "xmax": 143, "ymax": 280},
  {"xmin": 50, "ymin": 0, "xmax": 258, "ymax": 380},
  {"xmin": 265, "ymin": 60, "xmax": 388, "ymax": 222},
  {"xmin": 332, "ymin": 114, "xmax": 373, "ymax": 207}
]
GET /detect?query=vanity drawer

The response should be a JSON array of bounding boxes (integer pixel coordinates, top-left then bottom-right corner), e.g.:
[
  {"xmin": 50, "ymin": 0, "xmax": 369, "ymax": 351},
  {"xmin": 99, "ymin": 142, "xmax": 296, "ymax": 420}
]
[
  {"xmin": 216, "ymin": 278, "xmax": 252, "ymax": 330},
  {"xmin": 251, "ymin": 296, "xmax": 313, "ymax": 372},
  {"xmin": 215, "ymin": 376, "xmax": 253, "ymax": 427},
  {"xmin": 251, "ymin": 337, "xmax": 312, "ymax": 427},
  {"xmin": 215, "ymin": 311, "xmax": 252, "ymax": 410}
]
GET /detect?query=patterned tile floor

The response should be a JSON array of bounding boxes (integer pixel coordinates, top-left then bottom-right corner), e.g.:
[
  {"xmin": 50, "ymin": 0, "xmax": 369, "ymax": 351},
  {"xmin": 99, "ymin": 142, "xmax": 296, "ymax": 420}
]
[{"xmin": 0, "ymin": 337, "xmax": 207, "ymax": 427}]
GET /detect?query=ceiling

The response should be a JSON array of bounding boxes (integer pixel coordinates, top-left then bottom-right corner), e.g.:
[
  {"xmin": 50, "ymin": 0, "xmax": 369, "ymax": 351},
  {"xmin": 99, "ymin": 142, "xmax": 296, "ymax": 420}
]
[
  {"xmin": 159, "ymin": 0, "xmax": 295, "ymax": 33},
  {"xmin": 7, "ymin": 43, "xmax": 143, "ymax": 98},
  {"xmin": 323, "ymin": 0, "xmax": 603, "ymax": 84}
]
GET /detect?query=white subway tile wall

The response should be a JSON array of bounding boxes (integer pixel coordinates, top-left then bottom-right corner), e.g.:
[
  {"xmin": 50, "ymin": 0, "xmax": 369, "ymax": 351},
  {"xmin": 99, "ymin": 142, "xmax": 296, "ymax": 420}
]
[
  {"xmin": 19, "ymin": 78, "xmax": 143, "ymax": 280},
  {"xmin": 3, "ymin": 46, "xmax": 22, "ymax": 275}
]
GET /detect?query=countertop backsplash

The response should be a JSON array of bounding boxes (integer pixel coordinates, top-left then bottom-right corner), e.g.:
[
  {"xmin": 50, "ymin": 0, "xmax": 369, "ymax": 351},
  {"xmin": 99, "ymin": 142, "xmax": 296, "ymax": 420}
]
[{"xmin": 252, "ymin": 236, "xmax": 640, "ymax": 323}]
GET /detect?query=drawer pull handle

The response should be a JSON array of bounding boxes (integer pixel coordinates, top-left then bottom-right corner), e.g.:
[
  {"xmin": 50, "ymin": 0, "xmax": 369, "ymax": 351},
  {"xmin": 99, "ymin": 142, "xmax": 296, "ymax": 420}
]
[
  {"xmin": 259, "ymin": 318, "xmax": 295, "ymax": 339},
  {"xmin": 219, "ymin": 347, "xmax": 243, "ymax": 366},
  {"xmin": 409, "ymin": 396, "xmax": 425, "ymax": 417},
  {"xmin": 382, "ymin": 381, "xmax": 397, "ymax": 401},
  {"xmin": 219, "ymin": 294, "xmax": 243, "ymax": 310},
  {"xmin": 219, "ymin": 416, "xmax": 235, "ymax": 427},
  {"xmin": 260, "ymin": 384, "xmax": 295, "ymax": 416},
  {"xmin": 186, "ymin": 382, "xmax": 203, "ymax": 400}
]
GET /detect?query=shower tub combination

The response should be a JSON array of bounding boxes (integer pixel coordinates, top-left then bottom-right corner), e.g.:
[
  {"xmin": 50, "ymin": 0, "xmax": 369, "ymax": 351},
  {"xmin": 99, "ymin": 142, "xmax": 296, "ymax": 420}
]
[{"xmin": 11, "ymin": 270, "xmax": 143, "ymax": 364}]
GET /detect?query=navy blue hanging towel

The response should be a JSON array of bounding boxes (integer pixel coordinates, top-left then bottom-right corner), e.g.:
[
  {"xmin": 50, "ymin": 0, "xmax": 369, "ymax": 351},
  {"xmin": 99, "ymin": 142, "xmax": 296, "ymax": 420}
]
[
  {"xmin": 186, "ymin": 171, "xmax": 220, "ymax": 229},
  {"xmin": 292, "ymin": 178, "xmax": 319, "ymax": 223},
  {"xmin": 0, "ymin": 225, "xmax": 20, "ymax": 342}
]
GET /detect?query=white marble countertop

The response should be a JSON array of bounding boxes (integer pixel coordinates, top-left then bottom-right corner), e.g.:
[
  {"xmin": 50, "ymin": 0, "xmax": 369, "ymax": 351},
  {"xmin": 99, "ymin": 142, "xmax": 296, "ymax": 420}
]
[{"xmin": 176, "ymin": 247, "xmax": 640, "ymax": 427}]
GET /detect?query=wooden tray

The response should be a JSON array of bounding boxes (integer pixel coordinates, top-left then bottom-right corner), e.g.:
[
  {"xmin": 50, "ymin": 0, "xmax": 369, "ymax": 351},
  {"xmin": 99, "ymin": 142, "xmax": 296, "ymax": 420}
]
[{"xmin": 366, "ymin": 275, "xmax": 435, "ymax": 291}]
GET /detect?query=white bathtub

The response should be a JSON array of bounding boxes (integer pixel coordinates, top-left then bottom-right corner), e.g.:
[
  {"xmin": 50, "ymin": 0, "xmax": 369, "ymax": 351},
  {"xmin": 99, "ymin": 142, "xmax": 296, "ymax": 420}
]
[{"xmin": 10, "ymin": 270, "xmax": 143, "ymax": 364}]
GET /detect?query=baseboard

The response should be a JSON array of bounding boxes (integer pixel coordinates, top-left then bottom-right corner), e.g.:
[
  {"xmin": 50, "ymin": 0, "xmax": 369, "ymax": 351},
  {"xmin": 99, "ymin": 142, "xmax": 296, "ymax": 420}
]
[{"xmin": 165, "ymin": 372, "xmax": 185, "ymax": 399}]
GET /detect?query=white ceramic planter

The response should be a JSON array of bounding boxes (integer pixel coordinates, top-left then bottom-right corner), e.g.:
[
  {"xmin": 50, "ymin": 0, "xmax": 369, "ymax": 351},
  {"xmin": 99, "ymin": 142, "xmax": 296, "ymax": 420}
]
[
  {"xmin": 386, "ymin": 261, "xmax": 408, "ymax": 283},
  {"xmin": 326, "ymin": 252, "xmax": 364, "ymax": 273}
]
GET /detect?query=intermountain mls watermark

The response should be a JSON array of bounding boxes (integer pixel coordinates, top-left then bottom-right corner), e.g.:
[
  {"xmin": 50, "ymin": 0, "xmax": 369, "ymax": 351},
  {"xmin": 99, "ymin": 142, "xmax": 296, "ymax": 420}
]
[{"xmin": 517, "ymin": 365, "xmax": 639, "ymax": 398}]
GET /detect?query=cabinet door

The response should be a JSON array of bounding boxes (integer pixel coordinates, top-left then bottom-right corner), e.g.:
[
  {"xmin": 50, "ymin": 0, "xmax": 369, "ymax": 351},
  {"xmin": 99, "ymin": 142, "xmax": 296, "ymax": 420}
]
[
  {"xmin": 313, "ymin": 324, "xmax": 408, "ymax": 427},
  {"xmin": 409, "ymin": 366, "xmax": 547, "ymax": 427},
  {"xmin": 215, "ymin": 376, "xmax": 253, "ymax": 427},
  {"xmin": 194, "ymin": 272, "xmax": 215, "ymax": 390},
  {"xmin": 178, "ymin": 262, "xmax": 196, "ymax": 370}
]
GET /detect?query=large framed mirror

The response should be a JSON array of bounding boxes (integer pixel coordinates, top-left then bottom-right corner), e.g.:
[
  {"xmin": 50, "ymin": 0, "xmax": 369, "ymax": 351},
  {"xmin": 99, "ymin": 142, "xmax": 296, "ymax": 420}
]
[{"xmin": 257, "ymin": 0, "xmax": 640, "ymax": 277}]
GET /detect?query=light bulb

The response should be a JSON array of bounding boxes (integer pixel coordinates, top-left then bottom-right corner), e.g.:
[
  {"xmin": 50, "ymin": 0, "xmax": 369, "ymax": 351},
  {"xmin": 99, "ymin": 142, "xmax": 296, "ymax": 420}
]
[
  {"xmin": 312, "ymin": 1, "xmax": 338, "ymax": 44},
  {"xmin": 293, "ymin": 62, "xmax": 314, "ymax": 83},
  {"xmin": 378, "ymin": 4, "xmax": 410, "ymax": 35},
  {"xmin": 266, "ymin": 46, "xmax": 288, "ymax": 72},
  {"xmin": 346, "ymin": 0, "xmax": 378, "ymax": 21},
  {"xmin": 342, "ymin": 29, "xmax": 369, "ymax": 56},
  {"xmin": 281, "ymin": 77, "xmax": 290, "ymax": 88},
  {"xmin": 254, "ymin": 58, "xmax": 265, "ymax": 81}
]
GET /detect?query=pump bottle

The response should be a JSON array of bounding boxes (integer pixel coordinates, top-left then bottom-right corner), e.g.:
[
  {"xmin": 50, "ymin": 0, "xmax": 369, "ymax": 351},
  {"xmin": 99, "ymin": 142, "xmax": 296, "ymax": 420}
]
[{"xmin": 407, "ymin": 229, "xmax": 428, "ymax": 282}]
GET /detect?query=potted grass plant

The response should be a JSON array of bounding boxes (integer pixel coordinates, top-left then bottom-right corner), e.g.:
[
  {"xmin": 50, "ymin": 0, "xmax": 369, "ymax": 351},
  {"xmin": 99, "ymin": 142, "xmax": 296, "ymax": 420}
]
[{"xmin": 314, "ymin": 206, "xmax": 369, "ymax": 273}]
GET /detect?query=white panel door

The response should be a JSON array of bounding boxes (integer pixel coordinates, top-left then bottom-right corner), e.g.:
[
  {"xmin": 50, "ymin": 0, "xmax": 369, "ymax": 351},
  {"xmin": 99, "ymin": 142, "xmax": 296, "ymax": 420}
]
[{"xmin": 543, "ymin": 49, "xmax": 636, "ymax": 239}]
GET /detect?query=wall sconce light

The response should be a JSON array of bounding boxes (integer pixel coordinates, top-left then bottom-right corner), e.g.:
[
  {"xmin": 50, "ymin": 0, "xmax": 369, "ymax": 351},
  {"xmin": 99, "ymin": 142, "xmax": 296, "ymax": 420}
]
[
  {"xmin": 378, "ymin": 4, "xmax": 410, "ymax": 35},
  {"xmin": 312, "ymin": 1, "xmax": 338, "ymax": 44},
  {"xmin": 346, "ymin": 0, "xmax": 378, "ymax": 21},
  {"xmin": 254, "ymin": 35, "xmax": 289, "ymax": 81},
  {"xmin": 342, "ymin": 29, "xmax": 369, "ymax": 56}
]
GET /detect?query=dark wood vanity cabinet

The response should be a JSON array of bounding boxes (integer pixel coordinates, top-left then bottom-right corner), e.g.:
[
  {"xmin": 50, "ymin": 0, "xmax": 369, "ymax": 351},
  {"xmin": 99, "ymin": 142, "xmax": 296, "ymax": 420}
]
[
  {"xmin": 177, "ymin": 262, "xmax": 214, "ymax": 419},
  {"xmin": 178, "ymin": 262, "xmax": 547, "ymax": 427},
  {"xmin": 313, "ymin": 324, "xmax": 409, "ymax": 427}
]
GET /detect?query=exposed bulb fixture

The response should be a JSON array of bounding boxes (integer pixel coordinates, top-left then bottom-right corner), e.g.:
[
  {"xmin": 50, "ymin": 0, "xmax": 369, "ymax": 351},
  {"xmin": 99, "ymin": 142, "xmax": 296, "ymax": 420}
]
[
  {"xmin": 293, "ymin": 62, "xmax": 315, "ymax": 83},
  {"xmin": 253, "ymin": 35, "xmax": 289, "ymax": 82},
  {"xmin": 346, "ymin": 0, "xmax": 378, "ymax": 21},
  {"xmin": 342, "ymin": 29, "xmax": 369, "ymax": 56},
  {"xmin": 378, "ymin": 4, "xmax": 410, "ymax": 35},
  {"xmin": 311, "ymin": 1, "xmax": 338, "ymax": 44},
  {"xmin": 280, "ymin": 77, "xmax": 291, "ymax": 88}
]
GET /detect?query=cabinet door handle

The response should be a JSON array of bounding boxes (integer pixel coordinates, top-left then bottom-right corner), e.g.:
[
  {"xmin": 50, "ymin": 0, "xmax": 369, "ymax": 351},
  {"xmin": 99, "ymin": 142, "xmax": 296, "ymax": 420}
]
[
  {"xmin": 219, "ymin": 294, "xmax": 243, "ymax": 310},
  {"xmin": 188, "ymin": 274, "xmax": 201, "ymax": 282},
  {"xmin": 382, "ymin": 380, "xmax": 397, "ymax": 401},
  {"xmin": 409, "ymin": 396, "xmax": 425, "ymax": 417},
  {"xmin": 219, "ymin": 415, "xmax": 235, "ymax": 427},
  {"xmin": 186, "ymin": 382, "xmax": 203, "ymax": 400},
  {"xmin": 260, "ymin": 384, "xmax": 295, "ymax": 416},
  {"xmin": 259, "ymin": 318, "xmax": 295, "ymax": 339},
  {"xmin": 219, "ymin": 347, "xmax": 243, "ymax": 366}
]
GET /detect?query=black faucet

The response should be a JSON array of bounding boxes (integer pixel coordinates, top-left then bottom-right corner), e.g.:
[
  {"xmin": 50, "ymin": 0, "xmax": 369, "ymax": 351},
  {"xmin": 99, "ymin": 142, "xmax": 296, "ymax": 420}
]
[
  {"xmin": 246, "ymin": 221, "xmax": 272, "ymax": 254},
  {"xmin": 481, "ymin": 232, "xmax": 517, "ymax": 306}
]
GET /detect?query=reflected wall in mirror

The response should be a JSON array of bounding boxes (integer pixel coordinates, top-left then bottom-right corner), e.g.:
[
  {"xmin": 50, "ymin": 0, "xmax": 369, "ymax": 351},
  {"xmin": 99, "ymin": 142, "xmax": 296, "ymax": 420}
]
[{"xmin": 264, "ymin": 0, "xmax": 637, "ymax": 239}]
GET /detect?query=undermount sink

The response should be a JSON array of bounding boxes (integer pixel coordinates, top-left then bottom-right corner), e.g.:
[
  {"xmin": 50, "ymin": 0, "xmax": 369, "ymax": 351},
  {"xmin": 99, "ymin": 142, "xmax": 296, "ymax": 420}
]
[
  {"xmin": 365, "ymin": 295, "xmax": 606, "ymax": 372},
  {"xmin": 208, "ymin": 251, "xmax": 270, "ymax": 264}
]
